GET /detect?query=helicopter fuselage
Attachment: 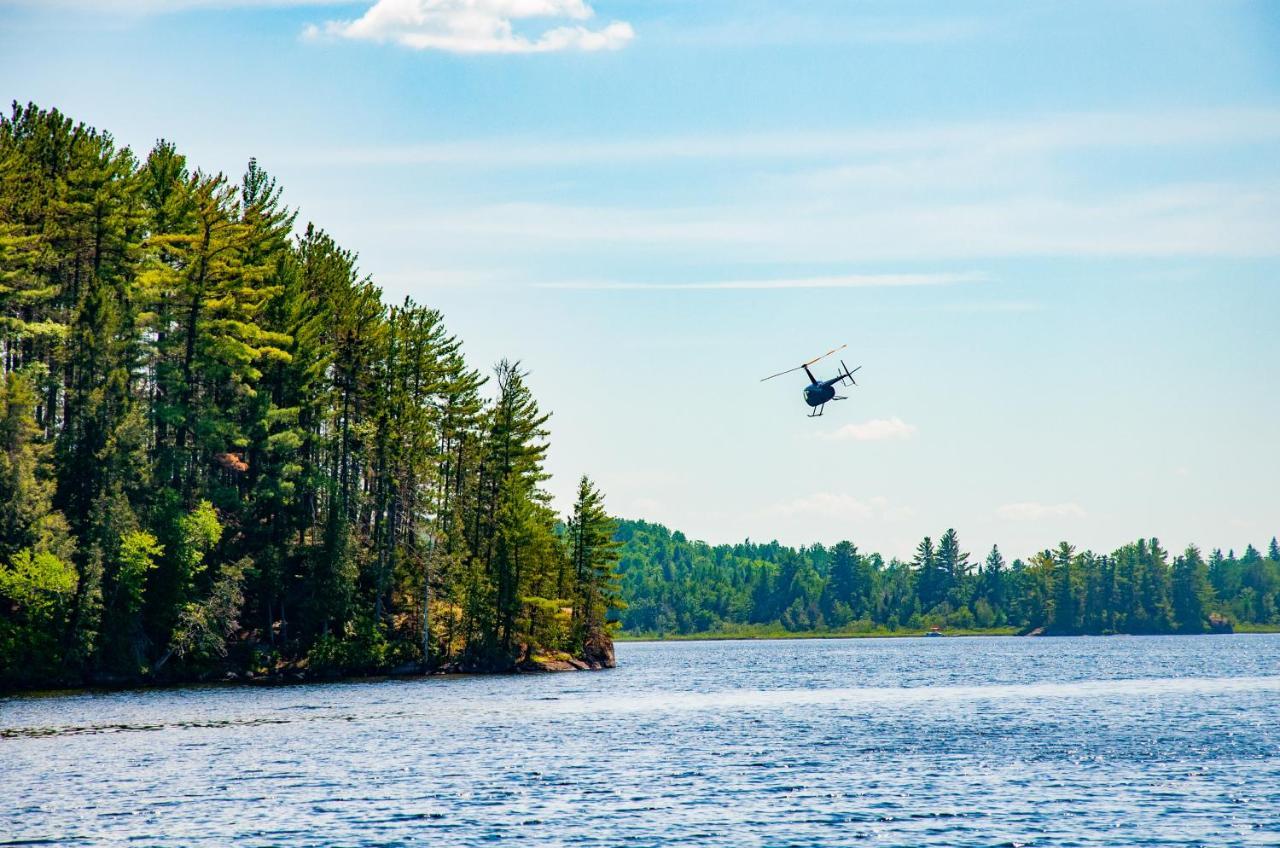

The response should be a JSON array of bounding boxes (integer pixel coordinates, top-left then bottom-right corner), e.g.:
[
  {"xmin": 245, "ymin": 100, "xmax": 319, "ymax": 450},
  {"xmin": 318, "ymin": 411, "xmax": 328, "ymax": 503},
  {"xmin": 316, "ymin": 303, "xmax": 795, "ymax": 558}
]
[{"xmin": 803, "ymin": 380, "xmax": 838, "ymax": 408}]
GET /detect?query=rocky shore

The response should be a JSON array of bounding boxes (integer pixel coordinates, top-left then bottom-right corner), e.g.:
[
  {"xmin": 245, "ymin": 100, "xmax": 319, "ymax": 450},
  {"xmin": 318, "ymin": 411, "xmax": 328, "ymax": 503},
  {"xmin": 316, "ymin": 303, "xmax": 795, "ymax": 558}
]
[
  {"xmin": 515, "ymin": 630, "xmax": 616, "ymax": 672},
  {"xmin": 6, "ymin": 634, "xmax": 616, "ymax": 694}
]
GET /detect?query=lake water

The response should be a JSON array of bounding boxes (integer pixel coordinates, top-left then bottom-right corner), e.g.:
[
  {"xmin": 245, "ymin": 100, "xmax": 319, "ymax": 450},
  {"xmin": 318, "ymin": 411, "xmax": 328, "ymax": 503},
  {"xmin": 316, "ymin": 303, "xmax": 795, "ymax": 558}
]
[{"xmin": 4, "ymin": 635, "xmax": 1280, "ymax": 847}]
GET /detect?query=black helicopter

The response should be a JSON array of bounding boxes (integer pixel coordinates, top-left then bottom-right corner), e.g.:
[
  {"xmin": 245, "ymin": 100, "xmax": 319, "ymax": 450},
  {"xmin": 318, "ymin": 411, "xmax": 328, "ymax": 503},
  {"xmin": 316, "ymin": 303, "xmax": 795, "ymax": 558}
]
[{"xmin": 761, "ymin": 344, "xmax": 861, "ymax": 417}]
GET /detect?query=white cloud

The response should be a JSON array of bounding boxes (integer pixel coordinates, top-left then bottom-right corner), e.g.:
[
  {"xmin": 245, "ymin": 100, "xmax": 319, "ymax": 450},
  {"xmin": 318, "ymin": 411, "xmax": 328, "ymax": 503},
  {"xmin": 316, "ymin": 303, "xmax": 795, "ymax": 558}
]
[
  {"xmin": 535, "ymin": 272, "xmax": 981, "ymax": 291},
  {"xmin": 306, "ymin": 0, "xmax": 634, "ymax": 53},
  {"xmin": 996, "ymin": 502, "xmax": 1087, "ymax": 521},
  {"xmin": 764, "ymin": 493, "xmax": 913, "ymax": 523},
  {"xmin": 819, "ymin": 417, "xmax": 918, "ymax": 442}
]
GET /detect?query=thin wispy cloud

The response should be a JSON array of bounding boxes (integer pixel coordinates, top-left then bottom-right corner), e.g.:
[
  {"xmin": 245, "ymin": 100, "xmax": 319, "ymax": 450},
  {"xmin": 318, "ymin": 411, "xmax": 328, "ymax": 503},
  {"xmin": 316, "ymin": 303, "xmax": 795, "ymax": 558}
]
[
  {"xmin": 304, "ymin": 0, "xmax": 634, "ymax": 53},
  {"xmin": 299, "ymin": 106, "xmax": 1280, "ymax": 260},
  {"xmin": 292, "ymin": 108, "xmax": 1280, "ymax": 167},
  {"xmin": 401, "ymin": 183, "xmax": 1280, "ymax": 260},
  {"xmin": 535, "ymin": 272, "xmax": 983, "ymax": 291},
  {"xmin": 996, "ymin": 502, "xmax": 1087, "ymax": 522},
  {"xmin": 818, "ymin": 417, "xmax": 918, "ymax": 442}
]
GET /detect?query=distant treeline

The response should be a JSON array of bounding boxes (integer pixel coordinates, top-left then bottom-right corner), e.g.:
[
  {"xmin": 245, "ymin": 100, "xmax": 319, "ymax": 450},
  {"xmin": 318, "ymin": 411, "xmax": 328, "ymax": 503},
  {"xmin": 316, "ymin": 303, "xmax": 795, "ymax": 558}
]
[
  {"xmin": 0, "ymin": 103, "xmax": 621, "ymax": 690},
  {"xmin": 615, "ymin": 519, "xmax": 1280, "ymax": 637}
]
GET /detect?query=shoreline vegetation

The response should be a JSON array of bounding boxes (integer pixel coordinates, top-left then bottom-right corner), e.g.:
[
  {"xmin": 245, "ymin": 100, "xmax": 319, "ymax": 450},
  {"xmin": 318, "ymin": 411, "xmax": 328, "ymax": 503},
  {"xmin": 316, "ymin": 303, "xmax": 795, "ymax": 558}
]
[
  {"xmin": 612, "ymin": 520, "xmax": 1280, "ymax": 642},
  {"xmin": 617, "ymin": 625, "xmax": 1280, "ymax": 643},
  {"xmin": 0, "ymin": 103, "xmax": 623, "ymax": 693},
  {"xmin": 616, "ymin": 626, "xmax": 1021, "ymax": 642}
]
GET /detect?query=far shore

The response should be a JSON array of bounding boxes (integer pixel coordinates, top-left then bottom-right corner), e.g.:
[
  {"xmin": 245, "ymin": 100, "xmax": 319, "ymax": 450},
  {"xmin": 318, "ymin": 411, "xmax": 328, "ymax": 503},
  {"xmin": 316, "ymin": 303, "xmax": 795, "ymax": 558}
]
[
  {"xmin": 616, "ymin": 627, "xmax": 1019, "ymax": 643},
  {"xmin": 616, "ymin": 623, "xmax": 1280, "ymax": 643}
]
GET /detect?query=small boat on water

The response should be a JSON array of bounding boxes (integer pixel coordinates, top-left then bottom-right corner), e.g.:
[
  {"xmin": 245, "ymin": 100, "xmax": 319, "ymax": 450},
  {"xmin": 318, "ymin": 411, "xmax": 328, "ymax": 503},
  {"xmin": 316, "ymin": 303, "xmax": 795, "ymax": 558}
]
[{"xmin": 925, "ymin": 626, "xmax": 944, "ymax": 637}]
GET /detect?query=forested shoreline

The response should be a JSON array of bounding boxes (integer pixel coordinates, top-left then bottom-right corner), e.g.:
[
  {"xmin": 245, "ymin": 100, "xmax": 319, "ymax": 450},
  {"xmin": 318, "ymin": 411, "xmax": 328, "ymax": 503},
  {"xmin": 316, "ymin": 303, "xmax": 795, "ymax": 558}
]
[
  {"xmin": 0, "ymin": 104, "xmax": 622, "ymax": 692},
  {"xmin": 615, "ymin": 520, "xmax": 1280, "ymax": 638},
  {"xmin": 4, "ymin": 103, "xmax": 1275, "ymax": 696}
]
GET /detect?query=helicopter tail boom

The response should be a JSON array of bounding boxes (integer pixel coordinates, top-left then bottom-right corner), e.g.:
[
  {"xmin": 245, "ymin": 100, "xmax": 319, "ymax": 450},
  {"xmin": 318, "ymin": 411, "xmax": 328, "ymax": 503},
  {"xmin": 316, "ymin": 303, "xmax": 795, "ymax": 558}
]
[{"xmin": 825, "ymin": 360, "xmax": 861, "ymax": 388}]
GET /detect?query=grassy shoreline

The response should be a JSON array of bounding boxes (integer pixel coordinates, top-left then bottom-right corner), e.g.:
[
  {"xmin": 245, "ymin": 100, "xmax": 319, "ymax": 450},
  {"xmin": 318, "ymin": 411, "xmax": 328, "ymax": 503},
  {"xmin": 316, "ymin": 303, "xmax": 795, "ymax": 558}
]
[{"xmin": 1233, "ymin": 623, "xmax": 1280, "ymax": 634}]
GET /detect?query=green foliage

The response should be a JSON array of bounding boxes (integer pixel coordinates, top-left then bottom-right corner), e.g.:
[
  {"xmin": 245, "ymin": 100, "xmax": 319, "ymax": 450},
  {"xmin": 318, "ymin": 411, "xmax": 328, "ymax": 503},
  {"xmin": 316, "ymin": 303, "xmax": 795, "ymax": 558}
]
[
  {"xmin": 0, "ymin": 103, "xmax": 618, "ymax": 688},
  {"xmin": 614, "ymin": 520, "xmax": 1280, "ymax": 639},
  {"xmin": 0, "ymin": 549, "xmax": 78, "ymax": 683},
  {"xmin": 163, "ymin": 556, "xmax": 248, "ymax": 668},
  {"xmin": 0, "ymin": 548, "xmax": 77, "ymax": 604},
  {"xmin": 117, "ymin": 531, "xmax": 163, "ymax": 609},
  {"xmin": 178, "ymin": 501, "xmax": 221, "ymax": 571},
  {"xmin": 305, "ymin": 614, "xmax": 392, "ymax": 674}
]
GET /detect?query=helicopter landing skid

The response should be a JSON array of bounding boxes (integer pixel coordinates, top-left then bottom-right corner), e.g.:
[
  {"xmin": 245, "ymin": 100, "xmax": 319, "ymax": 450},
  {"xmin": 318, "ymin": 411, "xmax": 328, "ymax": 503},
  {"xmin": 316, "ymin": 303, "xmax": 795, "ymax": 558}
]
[{"xmin": 808, "ymin": 396, "xmax": 847, "ymax": 417}]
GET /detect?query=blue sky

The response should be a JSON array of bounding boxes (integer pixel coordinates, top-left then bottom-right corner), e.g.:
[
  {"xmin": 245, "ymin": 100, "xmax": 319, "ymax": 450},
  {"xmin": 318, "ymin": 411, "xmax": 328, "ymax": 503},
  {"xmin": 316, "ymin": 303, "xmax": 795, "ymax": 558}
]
[{"xmin": 2, "ymin": 0, "xmax": 1278, "ymax": 560}]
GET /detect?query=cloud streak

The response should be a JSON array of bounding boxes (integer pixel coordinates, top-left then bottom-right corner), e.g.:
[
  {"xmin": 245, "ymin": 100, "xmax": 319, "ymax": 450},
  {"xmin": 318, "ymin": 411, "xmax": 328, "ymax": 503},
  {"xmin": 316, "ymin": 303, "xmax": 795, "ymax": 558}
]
[
  {"xmin": 305, "ymin": 0, "xmax": 633, "ymax": 53},
  {"xmin": 293, "ymin": 108, "xmax": 1280, "ymax": 167},
  {"xmin": 535, "ymin": 272, "xmax": 982, "ymax": 291},
  {"xmin": 400, "ymin": 182, "xmax": 1280, "ymax": 260}
]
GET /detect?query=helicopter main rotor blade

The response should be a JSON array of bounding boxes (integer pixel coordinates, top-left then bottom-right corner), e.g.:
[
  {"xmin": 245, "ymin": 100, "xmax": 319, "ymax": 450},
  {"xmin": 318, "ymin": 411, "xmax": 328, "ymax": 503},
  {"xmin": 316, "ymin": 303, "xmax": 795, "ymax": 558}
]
[
  {"xmin": 760, "ymin": 364, "xmax": 807, "ymax": 382},
  {"xmin": 760, "ymin": 344, "xmax": 848, "ymax": 382},
  {"xmin": 803, "ymin": 343, "xmax": 847, "ymax": 368}
]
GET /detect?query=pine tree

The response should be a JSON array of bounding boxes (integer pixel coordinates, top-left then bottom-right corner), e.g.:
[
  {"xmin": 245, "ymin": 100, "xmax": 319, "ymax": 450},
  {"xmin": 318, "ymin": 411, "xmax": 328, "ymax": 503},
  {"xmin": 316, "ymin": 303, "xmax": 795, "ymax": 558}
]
[
  {"xmin": 936, "ymin": 528, "xmax": 971, "ymax": 608},
  {"xmin": 568, "ymin": 475, "xmax": 621, "ymax": 662},
  {"xmin": 979, "ymin": 544, "xmax": 1006, "ymax": 624},
  {"xmin": 1051, "ymin": 542, "xmax": 1079, "ymax": 633},
  {"xmin": 823, "ymin": 541, "xmax": 861, "ymax": 625},
  {"xmin": 1171, "ymin": 545, "xmax": 1212, "ymax": 633},
  {"xmin": 913, "ymin": 536, "xmax": 940, "ymax": 611}
]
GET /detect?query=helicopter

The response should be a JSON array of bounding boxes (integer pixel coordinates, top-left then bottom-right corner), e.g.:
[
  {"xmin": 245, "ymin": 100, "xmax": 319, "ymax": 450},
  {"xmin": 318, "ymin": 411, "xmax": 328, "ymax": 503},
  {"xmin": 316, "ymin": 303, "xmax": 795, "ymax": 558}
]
[{"xmin": 761, "ymin": 344, "xmax": 861, "ymax": 417}]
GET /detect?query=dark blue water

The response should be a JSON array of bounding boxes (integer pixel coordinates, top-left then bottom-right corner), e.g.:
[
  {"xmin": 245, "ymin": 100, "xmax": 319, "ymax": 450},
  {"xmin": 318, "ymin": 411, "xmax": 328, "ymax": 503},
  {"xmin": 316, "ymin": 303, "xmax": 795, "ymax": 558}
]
[{"xmin": 4, "ymin": 635, "xmax": 1279, "ymax": 847}]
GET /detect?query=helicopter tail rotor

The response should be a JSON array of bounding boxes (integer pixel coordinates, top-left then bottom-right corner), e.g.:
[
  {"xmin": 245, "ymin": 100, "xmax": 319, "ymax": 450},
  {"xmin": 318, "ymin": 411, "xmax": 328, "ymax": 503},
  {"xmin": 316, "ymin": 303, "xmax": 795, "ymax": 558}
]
[{"xmin": 839, "ymin": 360, "xmax": 861, "ymax": 387}]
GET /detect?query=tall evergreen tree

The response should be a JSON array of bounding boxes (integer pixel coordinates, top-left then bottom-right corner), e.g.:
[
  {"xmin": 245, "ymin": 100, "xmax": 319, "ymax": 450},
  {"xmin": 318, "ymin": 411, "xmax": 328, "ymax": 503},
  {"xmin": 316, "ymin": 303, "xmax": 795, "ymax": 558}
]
[
  {"xmin": 913, "ymin": 536, "xmax": 941, "ymax": 611},
  {"xmin": 1052, "ymin": 542, "xmax": 1079, "ymax": 633},
  {"xmin": 1171, "ymin": 545, "xmax": 1212, "ymax": 633}
]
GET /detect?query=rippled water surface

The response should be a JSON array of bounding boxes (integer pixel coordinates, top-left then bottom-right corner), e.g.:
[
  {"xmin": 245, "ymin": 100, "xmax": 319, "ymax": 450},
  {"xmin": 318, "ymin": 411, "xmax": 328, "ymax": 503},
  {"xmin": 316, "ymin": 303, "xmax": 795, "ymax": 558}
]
[{"xmin": 4, "ymin": 635, "xmax": 1280, "ymax": 847}]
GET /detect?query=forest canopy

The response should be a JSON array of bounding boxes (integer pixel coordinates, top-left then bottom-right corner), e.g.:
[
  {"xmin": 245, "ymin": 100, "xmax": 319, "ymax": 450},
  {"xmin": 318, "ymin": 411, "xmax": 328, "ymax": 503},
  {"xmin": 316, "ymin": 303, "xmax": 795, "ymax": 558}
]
[
  {"xmin": 0, "ymin": 103, "xmax": 621, "ymax": 689},
  {"xmin": 614, "ymin": 520, "xmax": 1280, "ymax": 638}
]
